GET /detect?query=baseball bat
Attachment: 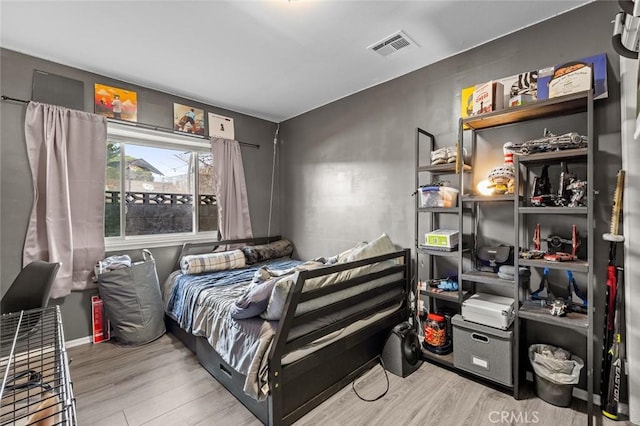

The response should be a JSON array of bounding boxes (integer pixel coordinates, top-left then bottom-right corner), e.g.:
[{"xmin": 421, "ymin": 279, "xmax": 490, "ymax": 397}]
[
  {"xmin": 601, "ymin": 170, "xmax": 625, "ymax": 419},
  {"xmin": 603, "ymin": 266, "xmax": 624, "ymax": 420}
]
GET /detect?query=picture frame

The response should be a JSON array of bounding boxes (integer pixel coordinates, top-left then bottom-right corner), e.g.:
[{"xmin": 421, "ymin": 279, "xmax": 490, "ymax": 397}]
[
  {"xmin": 173, "ymin": 103, "xmax": 205, "ymax": 136},
  {"xmin": 94, "ymin": 83, "xmax": 137, "ymax": 122}
]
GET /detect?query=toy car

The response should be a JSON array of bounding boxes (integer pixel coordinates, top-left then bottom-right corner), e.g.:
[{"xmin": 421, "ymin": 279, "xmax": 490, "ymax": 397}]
[
  {"xmin": 520, "ymin": 250, "xmax": 545, "ymax": 259},
  {"xmin": 543, "ymin": 252, "xmax": 576, "ymax": 262}
]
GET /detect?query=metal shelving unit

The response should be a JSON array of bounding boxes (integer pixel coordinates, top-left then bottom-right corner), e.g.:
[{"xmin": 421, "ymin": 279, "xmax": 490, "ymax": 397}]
[
  {"xmin": 457, "ymin": 116, "xmax": 519, "ymax": 393},
  {"xmin": 418, "ymin": 93, "xmax": 596, "ymax": 423},
  {"xmin": 460, "ymin": 92, "xmax": 595, "ymax": 424},
  {"xmin": 457, "ymin": 91, "xmax": 595, "ymax": 424},
  {"xmin": 510, "ymin": 91, "xmax": 593, "ymax": 424},
  {"xmin": 415, "ymin": 127, "xmax": 465, "ymax": 367}
]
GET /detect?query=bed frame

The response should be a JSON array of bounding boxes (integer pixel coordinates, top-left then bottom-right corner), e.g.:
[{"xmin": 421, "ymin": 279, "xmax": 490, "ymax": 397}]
[{"xmin": 166, "ymin": 236, "xmax": 411, "ymax": 426}]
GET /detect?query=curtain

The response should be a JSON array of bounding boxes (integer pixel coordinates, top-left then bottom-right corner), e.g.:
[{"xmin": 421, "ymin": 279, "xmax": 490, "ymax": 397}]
[
  {"xmin": 211, "ymin": 138, "xmax": 253, "ymax": 241},
  {"xmin": 23, "ymin": 102, "xmax": 107, "ymax": 299}
]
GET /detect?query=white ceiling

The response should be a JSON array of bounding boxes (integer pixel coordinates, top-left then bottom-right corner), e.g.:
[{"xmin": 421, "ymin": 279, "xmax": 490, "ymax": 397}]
[{"xmin": 0, "ymin": 1, "xmax": 591, "ymax": 122}]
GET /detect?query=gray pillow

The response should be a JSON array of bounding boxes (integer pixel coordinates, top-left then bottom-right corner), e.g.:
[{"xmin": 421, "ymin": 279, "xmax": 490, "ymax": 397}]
[
  {"xmin": 230, "ymin": 277, "xmax": 278, "ymax": 319},
  {"xmin": 241, "ymin": 239, "xmax": 294, "ymax": 265}
]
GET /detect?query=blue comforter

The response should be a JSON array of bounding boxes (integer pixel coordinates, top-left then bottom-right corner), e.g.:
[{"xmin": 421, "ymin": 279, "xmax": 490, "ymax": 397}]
[{"xmin": 167, "ymin": 258, "xmax": 303, "ymax": 331}]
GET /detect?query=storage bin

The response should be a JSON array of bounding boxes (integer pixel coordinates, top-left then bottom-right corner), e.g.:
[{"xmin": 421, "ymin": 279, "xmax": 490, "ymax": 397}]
[
  {"xmin": 452, "ymin": 314, "xmax": 513, "ymax": 386},
  {"xmin": 439, "ymin": 186, "xmax": 459, "ymax": 207},
  {"xmin": 419, "ymin": 186, "xmax": 441, "ymax": 207},
  {"xmin": 418, "ymin": 186, "xmax": 459, "ymax": 208}
]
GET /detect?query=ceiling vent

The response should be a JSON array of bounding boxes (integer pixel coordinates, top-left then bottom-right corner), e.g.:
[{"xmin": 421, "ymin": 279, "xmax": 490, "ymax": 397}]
[{"xmin": 368, "ymin": 30, "xmax": 418, "ymax": 57}]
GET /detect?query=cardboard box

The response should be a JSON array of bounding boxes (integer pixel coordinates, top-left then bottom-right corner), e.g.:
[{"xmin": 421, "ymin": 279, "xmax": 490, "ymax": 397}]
[
  {"xmin": 472, "ymin": 81, "xmax": 504, "ymax": 115},
  {"xmin": 497, "ymin": 70, "xmax": 538, "ymax": 106},
  {"xmin": 509, "ymin": 94, "xmax": 535, "ymax": 107},
  {"xmin": 424, "ymin": 229, "xmax": 459, "ymax": 249}
]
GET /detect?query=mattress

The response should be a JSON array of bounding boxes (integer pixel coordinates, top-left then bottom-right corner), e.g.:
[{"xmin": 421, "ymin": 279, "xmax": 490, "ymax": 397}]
[{"xmin": 162, "ymin": 258, "xmax": 403, "ymax": 400}]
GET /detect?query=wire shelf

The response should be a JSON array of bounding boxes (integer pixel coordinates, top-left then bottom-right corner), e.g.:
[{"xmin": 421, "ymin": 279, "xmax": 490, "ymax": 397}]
[{"xmin": 1, "ymin": 306, "xmax": 76, "ymax": 425}]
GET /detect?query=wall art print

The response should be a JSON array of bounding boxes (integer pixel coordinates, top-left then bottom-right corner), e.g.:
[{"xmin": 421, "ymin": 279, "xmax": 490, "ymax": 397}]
[
  {"xmin": 173, "ymin": 103, "xmax": 205, "ymax": 135},
  {"xmin": 208, "ymin": 112, "xmax": 235, "ymax": 140},
  {"xmin": 94, "ymin": 83, "xmax": 137, "ymax": 122}
]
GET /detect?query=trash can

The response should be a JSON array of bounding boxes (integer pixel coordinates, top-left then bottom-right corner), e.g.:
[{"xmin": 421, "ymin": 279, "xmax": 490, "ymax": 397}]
[{"xmin": 528, "ymin": 344, "xmax": 584, "ymax": 407}]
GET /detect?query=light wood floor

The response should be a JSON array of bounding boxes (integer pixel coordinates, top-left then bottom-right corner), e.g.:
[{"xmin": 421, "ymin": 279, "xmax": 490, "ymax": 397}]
[{"xmin": 68, "ymin": 333, "xmax": 627, "ymax": 426}]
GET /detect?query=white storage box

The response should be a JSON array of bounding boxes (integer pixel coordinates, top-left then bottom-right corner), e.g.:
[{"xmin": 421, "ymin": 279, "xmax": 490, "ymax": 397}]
[
  {"xmin": 424, "ymin": 229, "xmax": 459, "ymax": 249},
  {"xmin": 452, "ymin": 315, "xmax": 513, "ymax": 386},
  {"xmin": 462, "ymin": 293, "xmax": 515, "ymax": 330}
]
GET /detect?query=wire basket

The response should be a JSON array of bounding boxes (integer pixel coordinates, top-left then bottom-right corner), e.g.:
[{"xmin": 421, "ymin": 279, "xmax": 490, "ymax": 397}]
[{"xmin": 1, "ymin": 306, "xmax": 76, "ymax": 425}]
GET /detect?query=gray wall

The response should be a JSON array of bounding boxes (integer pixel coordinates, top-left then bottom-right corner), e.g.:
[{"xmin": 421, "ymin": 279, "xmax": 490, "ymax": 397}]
[
  {"xmin": 0, "ymin": 48, "xmax": 280, "ymax": 340},
  {"xmin": 280, "ymin": 0, "xmax": 621, "ymax": 394}
]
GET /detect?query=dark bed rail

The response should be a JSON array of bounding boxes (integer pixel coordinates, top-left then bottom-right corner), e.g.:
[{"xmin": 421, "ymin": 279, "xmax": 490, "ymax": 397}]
[
  {"xmin": 286, "ymin": 290, "xmax": 405, "ymax": 352},
  {"xmin": 267, "ymin": 248, "xmax": 411, "ymax": 425}
]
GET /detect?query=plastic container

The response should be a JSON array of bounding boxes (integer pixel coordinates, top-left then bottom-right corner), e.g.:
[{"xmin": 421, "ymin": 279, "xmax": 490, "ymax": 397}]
[
  {"xmin": 423, "ymin": 312, "xmax": 452, "ymax": 354},
  {"xmin": 439, "ymin": 186, "xmax": 459, "ymax": 207},
  {"xmin": 419, "ymin": 186, "xmax": 441, "ymax": 207}
]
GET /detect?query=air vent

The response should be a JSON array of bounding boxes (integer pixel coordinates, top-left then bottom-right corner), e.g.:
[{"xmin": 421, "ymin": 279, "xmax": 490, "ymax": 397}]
[{"xmin": 368, "ymin": 30, "xmax": 418, "ymax": 57}]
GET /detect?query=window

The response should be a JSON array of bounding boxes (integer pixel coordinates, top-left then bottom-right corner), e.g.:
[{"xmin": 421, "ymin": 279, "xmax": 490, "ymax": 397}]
[{"xmin": 105, "ymin": 123, "xmax": 217, "ymax": 249}]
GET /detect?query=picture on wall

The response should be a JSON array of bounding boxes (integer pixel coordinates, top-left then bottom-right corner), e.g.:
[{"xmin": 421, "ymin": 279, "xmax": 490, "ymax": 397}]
[
  {"xmin": 94, "ymin": 83, "xmax": 137, "ymax": 122},
  {"xmin": 208, "ymin": 112, "xmax": 235, "ymax": 140},
  {"xmin": 174, "ymin": 103, "xmax": 205, "ymax": 135}
]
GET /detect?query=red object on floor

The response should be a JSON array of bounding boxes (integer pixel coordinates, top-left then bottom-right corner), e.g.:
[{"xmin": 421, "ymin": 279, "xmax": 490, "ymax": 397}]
[{"xmin": 91, "ymin": 295, "xmax": 110, "ymax": 343}]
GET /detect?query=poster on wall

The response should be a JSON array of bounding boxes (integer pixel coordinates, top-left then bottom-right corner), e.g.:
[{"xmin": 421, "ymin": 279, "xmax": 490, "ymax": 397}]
[
  {"xmin": 208, "ymin": 112, "xmax": 235, "ymax": 140},
  {"xmin": 94, "ymin": 83, "xmax": 138, "ymax": 122},
  {"xmin": 173, "ymin": 103, "xmax": 205, "ymax": 135}
]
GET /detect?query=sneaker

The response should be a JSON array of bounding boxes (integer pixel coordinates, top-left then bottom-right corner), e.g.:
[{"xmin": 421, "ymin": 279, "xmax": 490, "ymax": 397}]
[{"xmin": 431, "ymin": 147, "xmax": 448, "ymax": 165}]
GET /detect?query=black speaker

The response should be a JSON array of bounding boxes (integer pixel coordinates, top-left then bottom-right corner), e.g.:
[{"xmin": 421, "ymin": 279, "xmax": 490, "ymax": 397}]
[{"xmin": 381, "ymin": 322, "xmax": 422, "ymax": 378}]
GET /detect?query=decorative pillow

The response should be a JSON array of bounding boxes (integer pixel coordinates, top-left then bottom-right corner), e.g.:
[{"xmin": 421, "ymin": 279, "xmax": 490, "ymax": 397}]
[
  {"xmin": 338, "ymin": 233, "xmax": 397, "ymax": 263},
  {"xmin": 230, "ymin": 277, "xmax": 279, "ymax": 319},
  {"xmin": 334, "ymin": 242, "xmax": 367, "ymax": 263},
  {"xmin": 241, "ymin": 239, "xmax": 294, "ymax": 265},
  {"xmin": 180, "ymin": 249, "xmax": 245, "ymax": 274}
]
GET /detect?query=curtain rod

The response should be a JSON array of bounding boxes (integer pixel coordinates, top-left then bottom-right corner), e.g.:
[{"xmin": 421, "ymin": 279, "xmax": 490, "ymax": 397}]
[{"xmin": 1, "ymin": 95, "xmax": 260, "ymax": 149}]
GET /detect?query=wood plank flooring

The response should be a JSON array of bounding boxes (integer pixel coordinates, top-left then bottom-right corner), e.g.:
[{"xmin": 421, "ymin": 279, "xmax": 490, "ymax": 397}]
[{"xmin": 68, "ymin": 333, "xmax": 627, "ymax": 425}]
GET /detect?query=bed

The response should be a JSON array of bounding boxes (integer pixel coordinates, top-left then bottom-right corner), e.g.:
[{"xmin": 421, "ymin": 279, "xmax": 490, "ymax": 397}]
[{"xmin": 163, "ymin": 234, "xmax": 411, "ymax": 426}]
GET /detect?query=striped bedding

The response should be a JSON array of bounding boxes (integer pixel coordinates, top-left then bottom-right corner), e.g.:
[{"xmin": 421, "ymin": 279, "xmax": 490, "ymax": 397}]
[{"xmin": 165, "ymin": 258, "xmax": 302, "ymax": 332}]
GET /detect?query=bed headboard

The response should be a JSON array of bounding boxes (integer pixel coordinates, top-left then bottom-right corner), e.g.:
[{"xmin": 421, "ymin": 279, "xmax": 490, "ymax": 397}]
[{"xmin": 173, "ymin": 235, "xmax": 283, "ymax": 271}]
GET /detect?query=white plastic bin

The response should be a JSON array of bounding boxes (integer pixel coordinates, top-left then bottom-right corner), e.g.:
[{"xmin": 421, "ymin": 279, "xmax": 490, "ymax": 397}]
[{"xmin": 440, "ymin": 187, "xmax": 459, "ymax": 207}]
